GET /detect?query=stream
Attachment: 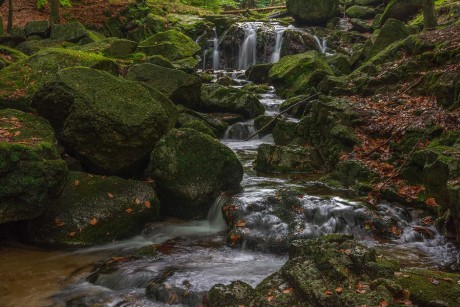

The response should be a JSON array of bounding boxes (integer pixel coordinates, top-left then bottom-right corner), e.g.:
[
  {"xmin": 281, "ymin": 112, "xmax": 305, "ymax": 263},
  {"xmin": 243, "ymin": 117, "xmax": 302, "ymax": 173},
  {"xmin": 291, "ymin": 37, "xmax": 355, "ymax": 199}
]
[{"xmin": 1, "ymin": 70, "xmax": 459, "ymax": 307}]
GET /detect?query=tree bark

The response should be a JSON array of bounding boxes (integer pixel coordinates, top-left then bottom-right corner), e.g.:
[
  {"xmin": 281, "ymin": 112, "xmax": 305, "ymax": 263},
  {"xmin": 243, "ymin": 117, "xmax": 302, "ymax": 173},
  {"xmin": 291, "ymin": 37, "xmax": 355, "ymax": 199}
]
[
  {"xmin": 7, "ymin": 0, "xmax": 12, "ymax": 33},
  {"xmin": 422, "ymin": 0, "xmax": 437, "ymax": 30},
  {"xmin": 50, "ymin": 0, "xmax": 61, "ymax": 24}
]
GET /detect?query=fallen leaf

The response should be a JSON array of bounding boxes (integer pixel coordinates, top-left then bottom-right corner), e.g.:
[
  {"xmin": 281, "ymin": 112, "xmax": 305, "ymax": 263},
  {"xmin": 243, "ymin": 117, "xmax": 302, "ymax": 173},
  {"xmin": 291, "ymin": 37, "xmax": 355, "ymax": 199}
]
[
  {"xmin": 356, "ymin": 289, "xmax": 366, "ymax": 294},
  {"xmin": 68, "ymin": 231, "xmax": 76, "ymax": 237},
  {"xmin": 335, "ymin": 287, "xmax": 343, "ymax": 294},
  {"xmin": 126, "ymin": 208, "xmax": 133, "ymax": 214},
  {"xmin": 324, "ymin": 290, "xmax": 333, "ymax": 296},
  {"xmin": 236, "ymin": 220, "xmax": 247, "ymax": 227},
  {"xmin": 426, "ymin": 197, "xmax": 439, "ymax": 207},
  {"xmin": 74, "ymin": 180, "xmax": 80, "ymax": 186},
  {"xmin": 267, "ymin": 295, "xmax": 275, "ymax": 302},
  {"xmin": 144, "ymin": 201, "xmax": 151, "ymax": 208},
  {"xmin": 90, "ymin": 217, "xmax": 97, "ymax": 225},
  {"xmin": 135, "ymin": 198, "xmax": 141, "ymax": 205},
  {"xmin": 441, "ymin": 277, "xmax": 453, "ymax": 282},
  {"xmin": 429, "ymin": 277, "xmax": 440, "ymax": 285},
  {"xmin": 13, "ymin": 131, "xmax": 20, "ymax": 136},
  {"xmin": 107, "ymin": 192, "xmax": 114, "ymax": 198},
  {"xmin": 282, "ymin": 288, "xmax": 294, "ymax": 294},
  {"xmin": 379, "ymin": 300, "xmax": 388, "ymax": 307},
  {"xmin": 54, "ymin": 217, "xmax": 65, "ymax": 227}
]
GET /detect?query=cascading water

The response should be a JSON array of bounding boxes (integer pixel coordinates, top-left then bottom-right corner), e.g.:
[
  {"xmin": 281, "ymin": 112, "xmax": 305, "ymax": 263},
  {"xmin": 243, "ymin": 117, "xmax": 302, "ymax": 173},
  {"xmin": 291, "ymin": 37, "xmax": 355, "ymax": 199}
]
[
  {"xmin": 270, "ymin": 27, "xmax": 286, "ymax": 63},
  {"xmin": 212, "ymin": 27, "xmax": 220, "ymax": 70},
  {"xmin": 202, "ymin": 49, "xmax": 208, "ymax": 70},
  {"xmin": 314, "ymin": 35, "xmax": 328, "ymax": 54},
  {"xmin": 238, "ymin": 24, "xmax": 258, "ymax": 70}
]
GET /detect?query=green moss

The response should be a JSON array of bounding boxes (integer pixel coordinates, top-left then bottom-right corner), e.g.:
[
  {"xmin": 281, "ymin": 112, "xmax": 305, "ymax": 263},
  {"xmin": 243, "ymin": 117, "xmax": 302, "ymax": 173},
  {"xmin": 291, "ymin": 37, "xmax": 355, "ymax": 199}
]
[
  {"xmin": 0, "ymin": 45, "xmax": 28, "ymax": 66},
  {"xmin": 138, "ymin": 30, "xmax": 200, "ymax": 60},
  {"xmin": 182, "ymin": 120, "xmax": 216, "ymax": 138}
]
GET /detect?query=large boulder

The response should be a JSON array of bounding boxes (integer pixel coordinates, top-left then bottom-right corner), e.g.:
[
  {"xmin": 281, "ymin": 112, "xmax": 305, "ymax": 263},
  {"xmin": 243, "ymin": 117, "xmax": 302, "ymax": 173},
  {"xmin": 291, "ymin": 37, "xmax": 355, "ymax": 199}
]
[
  {"xmin": 346, "ymin": 5, "xmax": 376, "ymax": 19},
  {"xmin": 367, "ymin": 18, "xmax": 410, "ymax": 59},
  {"xmin": 0, "ymin": 48, "xmax": 118, "ymax": 111},
  {"xmin": 269, "ymin": 50, "xmax": 333, "ymax": 98},
  {"xmin": 201, "ymin": 84, "xmax": 265, "ymax": 119},
  {"xmin": 50, "ymin": 21, "xmax": 88, "ymax": 42},
  {"xmin": 32, "ymin": 67, "xmax": 178, "ymax": 176},
  {"xmin": 380, "ymin": 0, "xmax": 421, "ymax": 24},
  {"xmin": 0, "ymin": 109, "xmax": 68, "ymax": 224},
  {"xmin": 24, "ymin": 20, "xmax": 49, "ymax": 38},
  {"xmin": 27, "ymin": 172, "xmax": 159, "ymax": 247},
  {"xmin": 72, "ymin": 37, "xmax": 138, "ymax": 57},
  {"xmin": 286, "ymin": 0, "xmax": 339, "ymax": 25},
  {"xmin": 126, "ymin": 63, "xmax": 202, "ymax": 109},
  {"xmin": 0, "ymin": 45, "xmax": 28, "ymax": 66},
  {"xmin": 138, "ymin": 30, "xmax": 200, "ymax": 61},
  {"xmin": 246, "ymin": 63, "xmax": 273, "ymax": 83},
  {"xmin": 146, "ymin": 128, "xmax": 243, "ymax": 219}
]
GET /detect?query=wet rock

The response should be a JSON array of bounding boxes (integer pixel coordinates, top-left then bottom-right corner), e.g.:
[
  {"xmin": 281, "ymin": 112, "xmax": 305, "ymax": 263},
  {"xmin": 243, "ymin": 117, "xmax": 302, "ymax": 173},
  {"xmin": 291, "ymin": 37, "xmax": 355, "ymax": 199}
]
[
  {"xmin": 182, "ymin": 120, "xmax": 217, "ymax": 138},
  {"xmin": 0, "ymin": 109, "xmax": 68, "ymax": 224},
  {"xmin": 24, "ymin": 21, "xmax": 49, "ymax": 38},
  {"xmin": 208, "ymin": 281, "xmax": 256, "ymax": 307},
  {"xmin": 147, "ymin": 128, "xmax": 243, "ymax": 219},
  {"xmin": 201, "ymin": 84, "xmax": 265, "ymax": 119},
  {"xmin": 254, "ymin": 115, "xmax": 279, "ymax": 137},
  {"xmin": 126, "ymin": 63, "xmax": 202, "ymax": 109},
  {"xmin": 255, "ymin": 144, "xmax": 321, "ymax": 174},
  {"xmin": 282, "ymin": 29, "xmax": 318, "ymax": 56},
  {"xmin": 246, "ymin": 63, "xmax": 273, "ymax": 83},
  {"xmin": 322, "ymin": 160, "xmax": 377, "ymax": 192},
  {"xmin": 146, "ymin": 282, "xmax": 203, "ymax": 306},
  {"xmin": 27, "ymin": 171, "xmax": 159, "ymax": 247},
  {"xmin": 286, "ymin": 0, "xmax": 339, "ymax": 25},
  {"xmin": 273, "ymin": 120, "xmax": 298, "ymax": 146},
  {"xmin": 216, "ymin": 75, "xmax": 238, "ymax": 86},
  {"xmin": 269, "ymin": 51, "xmax": 333, "ymax": 98},
  {"xmin": 32, "ymin": 67, "xmax": 177, "ymax": 176},
  {"xmin": 346, "ymin": 5, "xmax": 377, "ymax": 19},
  {"xmin": 0, "ymin": 48, "xmax": 118, "ymax": 111},
  {"xmin": 147, "ymin": 55, "xmax": 175, "ymax": 69}
]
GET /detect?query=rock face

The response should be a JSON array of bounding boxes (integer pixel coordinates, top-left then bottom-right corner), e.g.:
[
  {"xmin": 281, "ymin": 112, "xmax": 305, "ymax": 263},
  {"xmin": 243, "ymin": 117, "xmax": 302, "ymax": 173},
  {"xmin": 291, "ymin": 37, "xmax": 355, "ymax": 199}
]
[
  {"xmin": 50, "ymin": 22, "xmax": 89, "ymax": 42},
  {"xmin": 24, "ymin": 21, "xmax": 49, "ymax": 38},
  {"xmin": 201, "ymin": 84, "xmax": 265, "ymax": 119},
  {"xmin": 286, "ymin": 0, "xmax": 339, "ymax": 25},
  {"xmin": 147, "ymin": 128, "xmax": 243, "ymax": 219},
  {"xmin": 32, "ymin": 67, "xmax": 177, "ymax": 176},
  {"xmin": 27, "ymin": 172, "xmax": 159, "ymax": 247},
  {"xmin": 209, "ymin": 235, "xmax": 405, "ymax": 306},
  {"xmin": 0, "ymin": 48, "xmax": 118, "ymax": 111},
  {"xmin": 126, "ymin": 63, "xmax": 202, "ymax": 109},
  {"xmin": 269, "ymin": 51, "xmax": 333, "ymax": 98},
  {"xmin": 0, "ymin": 109, "xmax": 68, "ymax": 224}
]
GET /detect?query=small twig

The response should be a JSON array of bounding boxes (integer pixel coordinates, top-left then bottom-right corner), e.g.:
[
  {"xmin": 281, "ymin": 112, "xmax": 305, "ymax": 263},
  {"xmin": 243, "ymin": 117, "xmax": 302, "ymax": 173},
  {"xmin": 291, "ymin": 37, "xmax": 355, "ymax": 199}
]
[{"xmin": 244, "ymin": 93, "xmax": 318, "ymax": 141}]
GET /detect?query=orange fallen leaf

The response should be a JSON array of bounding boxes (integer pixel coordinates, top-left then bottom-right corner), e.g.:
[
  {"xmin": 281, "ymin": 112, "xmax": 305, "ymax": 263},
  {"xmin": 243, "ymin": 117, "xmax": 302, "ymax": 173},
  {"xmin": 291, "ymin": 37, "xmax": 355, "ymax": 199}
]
[
  {"xmin": 13, "ymin": 131, "xmax": 20, "ymax": 136},
  {"xmin": 90, "ymin": 217, "xmax": 98, "ymax": 225},
  {"xmin": 335, "ymin": 287, "xmax": 343, "ymax": 294},
  {"xmin": 144, "ymin": 201, "xmax": 151, "ymax": 208},
  {"xmin": 74, "ymin": 180, "xmax": 80, "ymax": 186},
  {"xmin": 54, "ymin": 217, "xmax": 65, "ymax": 227},
  {"xmin": 68, "ymin": 231, "xmax": 76, "ymax": 237},
  {"xmin": 267, "ymin": 295, "xmax": 275, "ymax": 302},
  {"xmin": 282, "ymin": 288, "xmax": 294, "ymax": 294},
  {"xmin": 426, "ymin": 198, "xmax": 439, "ymax": 207},
  {"xmin": 356, "ymin": 289, "xmax": 366, "ymax": 294},
  {"xmin": 235, "ymin": 220, "xmax": 247, "ymax": 227},
  {"xmin": 324, "ymin": 290, "xmax": 333, "ymax": 296},
  {"xmin": 135, "ymin": 198, "xmax": 141, "ymax": 205},
  {"xmin": 379, "ymin": 300, "xmax": 388, "ymax": 307},
  {"xmin": 126, "ymin": 208, "xmax": 133, "ymax": 214},
  {"xmin": 107, "ymin": 192, "xmax": 114, "ymax": 198}
]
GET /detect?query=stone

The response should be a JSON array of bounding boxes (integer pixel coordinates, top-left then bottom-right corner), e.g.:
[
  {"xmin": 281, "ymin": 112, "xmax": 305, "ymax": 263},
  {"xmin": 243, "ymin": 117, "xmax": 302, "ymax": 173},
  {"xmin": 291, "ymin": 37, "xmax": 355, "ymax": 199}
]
[
  {"xmin": 0, "ymin": 45, "xmax": 28, "ymax": 66},
  {"xmin": 380, "ymin": 0, "xmax": 422, "ymax": 24},
  {"xmin": 147, "ymin": 55, "xmax": 175, "ymax": 69},
  {"xmin": 24, "ymin": 20, "xmax": 49, "ymax": 38},
  {"xmin": 50, "ymin": 22, "xmax": 88, "ymax": 42},
  {"xmin": 286, "ymin": 0, "xmax": 339, "ymax": 25},
  {"xmin": 27, "ymin": 172, "xmax": 159, "ymax": 247},
  {"xmin": 273, "ymin": 120, "xmax": 298, "ymax": 146},
  {"xmin": 147, "ymin": 128, "xmax": 243, "ymax": 219},
  {"xmin": 201, "ymin": 84, "xmax": 265, "ymax": 119},
  {"xmin": 32, "ymin": 67, "xmax": 177, "ymax": 176},
  {"xmin": 368, "ymin": 18, "xmax": 410, "ymax": 58},
  {"xmin": 126, "ymin": 63, "xmax": 202, "ymax": 109},
  {"xmin": 246, "ymin": 63, "xmax": 273, "ymax": 83},
  {"xmin": 208, "ymin": 281, "xmax": 256, "ymax": 307},
  {"xmin": 0, "ymin": 109, "xmax": 68, "ymax": 224},
  {"xmin": 138, "ymin": 30, "xmax": 200, "ymax": 61},
  {"xmin": 346, "ymin": 5, "xmax": 376, "ymax": 19}
]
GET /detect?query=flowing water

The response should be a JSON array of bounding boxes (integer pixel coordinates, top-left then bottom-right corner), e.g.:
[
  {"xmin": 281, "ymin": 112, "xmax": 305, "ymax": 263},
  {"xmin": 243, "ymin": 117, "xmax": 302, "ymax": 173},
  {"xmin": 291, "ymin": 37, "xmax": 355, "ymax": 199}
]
[
  {"xmin": 212, "ymin": 28, "xmax": 220, "ymax": 71},
  {"xmin": 270, "ymin": 26, "xmax": 286, "ymax": 63},
  {"xmin": 1, "ymin": 71, "xmax": 459, "ymax": 306},
  {"xmin": 238, "ymin": 23, "xmax": 259, "ymax": 70}
]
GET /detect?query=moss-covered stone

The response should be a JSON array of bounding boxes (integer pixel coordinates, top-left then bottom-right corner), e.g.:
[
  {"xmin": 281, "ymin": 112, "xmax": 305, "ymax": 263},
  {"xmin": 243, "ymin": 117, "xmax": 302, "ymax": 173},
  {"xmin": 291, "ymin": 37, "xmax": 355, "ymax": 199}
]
[
  {"xmin": 138, "ymin": 30, "xmax": 200, "ymax": 61},
  {"xmin": 72, "ymin": 37, "xmax": 138, "ymax": 57},
  {"xmin": 269, "ymin": 51, "xmax": 333, "ymax": 97},
  {"xmin": 208, "ymin": 281, "xmax": 256, "ymax": 307},
  {"xmin": 0, "ymin": 48, "xmax": 118, "ymax": 111},
  {"xmin": 201, "ymin": 84, "xmax": 265, "ymax": 119},
  {"xmin": 367, "ymin": 18, "xmax": 410, "ymax": 59},
  {"xmin": 126, "ymin": 63, "xmax": 202, "ymax": 109},
  {"xmin": 50, "ymin": 21, "xmax": 88, "ymax": 42},
  {"xmin": 0, "ymin": 109, "xmax": 68, "ymax": 224},
  {"xmin": 32, "ymin": 67, "xmax": 177, "ymax": 176},
  {"xmin": 323, "ymin": 160, "xmax": 377, "ymax": 192},
  {"xmin": 246, "ymin": 63, "xmax": 273, "ymax": 84},
  {"xmin": 147, "ymin": 55, "xmax": 175, "ymax": 69},
  {"xmin": 254, "ymin": 115, "xmax": 279, "ymax": 137},
  {"xmin": 27, "ymin": 172, "xmax": 159, "ymax": 247},
  {"xmin": 24, "ymin": 20, "xmax": 49, "ymax": 38},
  {"xmin": 147, "ymin": 128, "xmax": 243, "ymax": 219},
  {"xmin": 380, "ymin": 0, "xmax": 422, "ymax": 25},
  {"xmin": 273, "ymin": 120, "xmax": 298, "ymax": 146},
  {"xmin": 0, "ymin": 45, "xmax": 27, "ymax": 66},
  {"xmin": 182, "ymin": 120, "xmax": 216, "ymax": 138},
  {"xmin": 286, "ymin": 0, "xmax": 339, "ymax": 25},
  {"xmin": 346, "ymin": 5, "xmax": 376, "ymax": 19}
]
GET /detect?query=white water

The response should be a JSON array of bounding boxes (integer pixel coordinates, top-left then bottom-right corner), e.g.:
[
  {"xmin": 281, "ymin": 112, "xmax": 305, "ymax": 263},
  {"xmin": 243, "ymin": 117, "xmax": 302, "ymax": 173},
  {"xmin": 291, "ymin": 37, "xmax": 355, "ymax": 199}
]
[
  {"xmin": 212, "ymin": 27, "xmax": 220, "ymax": 70},
  {"xmin": 270, "ymin": 27, "xmax": 286, "ymax": 63},
  {"xmin": 238, "ymin": 24, "xmax": 258, "ymax": 69},
  {"xmin": 314, "ymin": 35, "xmax": 328, "ymax": 54}
]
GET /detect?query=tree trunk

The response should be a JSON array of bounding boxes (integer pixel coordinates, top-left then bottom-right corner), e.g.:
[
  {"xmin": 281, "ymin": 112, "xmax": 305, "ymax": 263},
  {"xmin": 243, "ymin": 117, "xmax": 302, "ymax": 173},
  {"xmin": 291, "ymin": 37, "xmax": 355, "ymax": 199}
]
[
  {"xmin": 422, "ymin": 0, "xmax": 437, "ymax": 30},
  {"xmin": 7, "ymin": 0, "xmax": 12, "ymax": 33},
  {"xmin": 50, "ymin": 0, "xmax": 60, "ymax": 24}
]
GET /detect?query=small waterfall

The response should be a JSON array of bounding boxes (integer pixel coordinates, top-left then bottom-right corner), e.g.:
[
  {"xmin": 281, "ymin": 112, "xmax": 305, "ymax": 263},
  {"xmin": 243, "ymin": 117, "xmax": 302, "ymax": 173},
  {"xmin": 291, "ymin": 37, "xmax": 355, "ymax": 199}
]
[
  {"xmin": 313, "ymin": 36, "xmax": 327, "ymax": 55},
  {"xmin": 207, "ymin": 194, "xmax": 228, "ymax": 230},
  {"xmin": 270, "ymin": 27, "xmax": 286, "ymax": 63},
  {"xmin": 224, "ymin": 121, "xmax": 257, "ymax": 140},
  {"xmin": 202, "ymin": 50, "xmax": 208, "ymax": 70},
  {"xmin": 238, "ymin": 25, "xmax": 258, "ymax": 70},
  {"xmin": 212, "ymin": 27, "xmax": 220, "ymax": 70}
]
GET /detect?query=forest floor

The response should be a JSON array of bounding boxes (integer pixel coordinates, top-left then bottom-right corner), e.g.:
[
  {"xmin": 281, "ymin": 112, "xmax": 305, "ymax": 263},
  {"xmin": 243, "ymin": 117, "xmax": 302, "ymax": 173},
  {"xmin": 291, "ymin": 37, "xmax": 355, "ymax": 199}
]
[{"xmin": 0, "ymin": 0, "xmax": 132, "ymax": 30}]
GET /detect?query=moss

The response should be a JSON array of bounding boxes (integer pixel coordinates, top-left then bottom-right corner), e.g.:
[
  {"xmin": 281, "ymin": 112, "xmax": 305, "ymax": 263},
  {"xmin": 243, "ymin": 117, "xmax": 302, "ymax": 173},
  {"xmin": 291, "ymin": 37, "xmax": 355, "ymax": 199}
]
[
  {"xmin": 0, "ymin": 45, "xmax": 28, "ymax": 66},
  {"xmin": 182, "ymin": 120, "xmax": 216, "ymax": 138},
  {"xmin": 138, "ymin": 30, "xmax": 200, "ymax": 61}
]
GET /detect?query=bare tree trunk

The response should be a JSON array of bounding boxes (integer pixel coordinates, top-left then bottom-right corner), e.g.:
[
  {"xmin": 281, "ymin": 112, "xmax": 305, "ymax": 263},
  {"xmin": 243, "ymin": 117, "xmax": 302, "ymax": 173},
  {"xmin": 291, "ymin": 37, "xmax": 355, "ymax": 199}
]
[
  {"xmin": 7, "ymin": 0, "xmax": 12, "ymax": 33},
  {"xmin": 50, "ymin": 0, "xmax": 60, "ymax": 24},
  {"xmin": 422, "ymin": 0, "xmax": 437, "ymax": 30}
]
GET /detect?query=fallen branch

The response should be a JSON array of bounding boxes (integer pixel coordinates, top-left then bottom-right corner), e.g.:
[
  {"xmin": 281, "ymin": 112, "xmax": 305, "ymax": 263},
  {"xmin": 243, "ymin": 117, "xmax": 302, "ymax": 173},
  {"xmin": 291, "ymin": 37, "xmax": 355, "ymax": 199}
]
[{"xmin": 244, "ymin": 93, "xmax": 318, "ymax": 141}]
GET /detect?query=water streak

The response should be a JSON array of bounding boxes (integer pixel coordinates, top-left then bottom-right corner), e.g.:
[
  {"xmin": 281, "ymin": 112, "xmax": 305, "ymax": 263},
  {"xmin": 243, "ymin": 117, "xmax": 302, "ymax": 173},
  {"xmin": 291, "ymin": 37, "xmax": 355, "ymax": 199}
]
[
  {"xmin": 238, "ymin": 24, "xmax": 258, "ymax": 69},
  {"xmin": 270, "ymin": 27, "xmax": 286, "ymax": 63},
  {"xmin": 212, "ymin": 27, "xmax": 220, "ymax": 70},
  {"xmin": 313, "ymin": 35, "xmax": 327, "ymax": 54}
]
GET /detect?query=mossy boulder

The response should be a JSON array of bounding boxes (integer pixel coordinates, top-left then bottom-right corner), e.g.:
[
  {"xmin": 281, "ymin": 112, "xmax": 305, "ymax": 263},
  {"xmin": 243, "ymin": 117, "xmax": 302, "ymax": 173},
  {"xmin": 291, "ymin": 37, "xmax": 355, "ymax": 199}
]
[
  {"xmin": 27, "ymin": 172, "xmax": 159, "ymax": 247},
  {"xmin": 0, "ymin": 45, "xmax": 28, "ymax": 66},
  {"xmin": 323, "ymin": 160, "xmax": 377, "ymax": 192},
  {"xmin": 0, "ymin": 109, "xmax": 68, "ymax": 224},
  {"xmin": 146, "ymin": 128, "xmax": 243, "ymax": 219},
  {"xmin": 126, "ymin": 63, "xmax": 202, "ymax": 109},
  {"xmin": 147, "ymin": 55, "xmax": 175, "ymax": 69},
  {"xmin": 269, "ymin": 51, "xmax": 333, "ymax": 98},
  {"xmin": 201, "ymin": 84, "xmax": 265, "ymax": 119},
  {"xmin": 255, "ymin": 144, "xmax": 322, "ymax": 174},
  {"xmin": 208, "ymin": 281, "xmax": 257, "ymax": 307},
  {"xmin": 0, "ymin": 48, "xmax": 118, "ymax": 111},
  {"xmin": 14, "ymin": 39, "xmax": 71, "ymax": 56},
  {"xmin": 367, "ymin": 18, "xmax": 410, "ymax": 59},
  {"xmin": 138, "ymin": 30, "xmax": 200, "ymax": 61},
  {"xmin": 32, "ymin": 67, "xmax": 177, "ymax": 176},
  {"xmin": 286, "ymin": 0, "xmax": 339, "ymax": 25},
  {"xmin": 273, "ymin": 120, "xmax": 298, "ymax": 146},
  {"xmin": 72, "ymin": 38, "xmax": 138, "ymax": 57},
  {"xmin": 279, "ymin": 95, "xmax": 311, "ymax": 118},
  {"xmin": 182, "ymin": 120, "xmax": 216, "ymax": 138},
  {"xmin": 346, "ymin": 5, "xmax": 376, "ymax": 19},
  {"xmin": 380, "ymin": 0, "xmax": 421, "ymax": 24},
  {"xmin": 24, "ymin": 20, "xmax": 49, "ymax": 38},
  {"xmin": 246, "ymin": 63, "xmax": 273, "ymax": 84},
  {"xmin": 50, "ymin": 22, "xmax": 88, "ymax": 42}
]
